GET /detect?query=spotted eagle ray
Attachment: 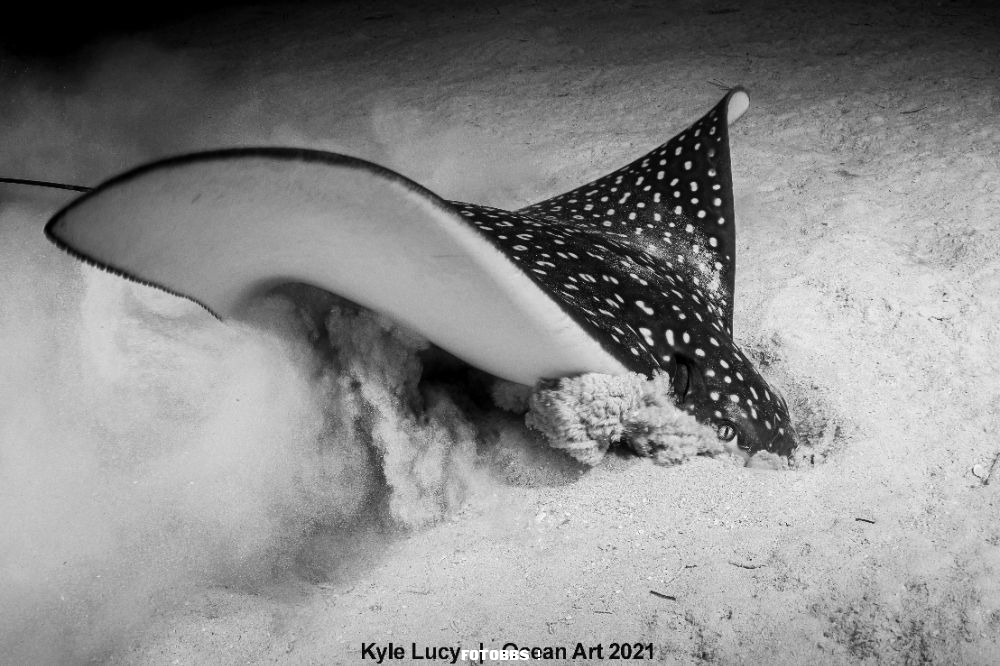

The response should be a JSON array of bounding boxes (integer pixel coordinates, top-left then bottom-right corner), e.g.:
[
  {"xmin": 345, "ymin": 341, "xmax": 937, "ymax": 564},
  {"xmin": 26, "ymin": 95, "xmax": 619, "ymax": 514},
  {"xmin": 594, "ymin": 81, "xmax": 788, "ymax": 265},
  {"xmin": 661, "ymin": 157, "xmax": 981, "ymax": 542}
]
[{"xmin": 37, "ymin": 87, "xmax": 796, "ymax": 456}]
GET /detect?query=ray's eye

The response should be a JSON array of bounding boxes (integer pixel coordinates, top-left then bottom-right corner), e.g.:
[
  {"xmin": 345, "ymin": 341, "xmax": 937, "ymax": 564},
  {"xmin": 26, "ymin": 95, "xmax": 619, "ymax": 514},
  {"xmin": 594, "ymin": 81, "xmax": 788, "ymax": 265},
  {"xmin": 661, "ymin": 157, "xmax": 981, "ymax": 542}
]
[{"xmin": 716, "ymin": 421, "xmax": 737, "ymax": 442}]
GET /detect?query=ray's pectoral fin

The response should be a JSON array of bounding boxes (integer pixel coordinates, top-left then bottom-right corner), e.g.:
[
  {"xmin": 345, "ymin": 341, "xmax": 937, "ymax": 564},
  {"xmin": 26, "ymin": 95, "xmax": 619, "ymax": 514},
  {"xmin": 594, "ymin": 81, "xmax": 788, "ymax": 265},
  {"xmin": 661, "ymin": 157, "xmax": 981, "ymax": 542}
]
[
  {"xmin": 44, "ymin": 149, "xmax": 628, "ymax": 385},
  {"xmin": 518, "ymin": 88, "xmax": 748, "ymax": 334}
]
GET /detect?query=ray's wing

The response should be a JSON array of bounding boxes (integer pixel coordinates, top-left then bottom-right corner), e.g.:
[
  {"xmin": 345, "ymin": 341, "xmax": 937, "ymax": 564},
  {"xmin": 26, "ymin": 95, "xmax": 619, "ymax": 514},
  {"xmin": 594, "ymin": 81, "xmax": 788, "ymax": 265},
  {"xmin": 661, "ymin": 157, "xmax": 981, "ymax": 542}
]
[
  {"xmin": 517, "ymin": 88, "xmax": 748, "ymax": 334},
  {"xmin": 44, "ymin": 92, "xmax": 748, "ymax": 386},
  {"xmin": 45, "ymin": 148, "xmax": 627, "ymax": 385}
]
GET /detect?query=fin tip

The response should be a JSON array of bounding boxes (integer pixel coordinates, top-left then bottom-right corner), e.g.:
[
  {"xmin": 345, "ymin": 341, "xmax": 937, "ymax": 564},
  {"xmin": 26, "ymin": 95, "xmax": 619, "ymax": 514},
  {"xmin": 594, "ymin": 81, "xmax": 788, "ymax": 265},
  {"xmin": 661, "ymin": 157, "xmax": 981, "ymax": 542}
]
[{"xmin": 726, "ymin": 89, "xmax": 750, "ymax": 125}]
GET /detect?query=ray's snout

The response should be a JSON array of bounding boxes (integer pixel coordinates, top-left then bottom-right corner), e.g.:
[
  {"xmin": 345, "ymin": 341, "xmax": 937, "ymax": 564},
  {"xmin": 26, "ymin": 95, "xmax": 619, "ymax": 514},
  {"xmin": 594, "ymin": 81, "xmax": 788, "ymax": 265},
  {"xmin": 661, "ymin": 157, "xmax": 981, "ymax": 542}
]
[
  {"xmin": 766, "ymin": 424, "xmax": 798, "ymax": 457},
  {"xmin": 739, "ymin": 384, "xmax": 798, "ymax": 456}
]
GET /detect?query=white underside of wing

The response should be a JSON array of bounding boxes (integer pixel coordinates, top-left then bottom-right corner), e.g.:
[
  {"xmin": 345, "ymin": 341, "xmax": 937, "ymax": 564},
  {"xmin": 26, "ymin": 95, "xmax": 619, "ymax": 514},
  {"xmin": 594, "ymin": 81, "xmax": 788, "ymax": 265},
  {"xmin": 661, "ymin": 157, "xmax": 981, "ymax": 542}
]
[{"xmin": 47, "ymin": 153, "xmax": 629, "ymax": 384}]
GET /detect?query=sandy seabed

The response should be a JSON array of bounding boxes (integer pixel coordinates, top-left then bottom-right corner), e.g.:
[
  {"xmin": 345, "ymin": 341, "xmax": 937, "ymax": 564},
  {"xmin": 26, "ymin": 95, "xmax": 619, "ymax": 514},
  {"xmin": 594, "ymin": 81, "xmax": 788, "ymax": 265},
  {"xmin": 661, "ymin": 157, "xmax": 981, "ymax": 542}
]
[{"xmin": 1, "ymin": 0, "xmax": 999, "ymax": 663}]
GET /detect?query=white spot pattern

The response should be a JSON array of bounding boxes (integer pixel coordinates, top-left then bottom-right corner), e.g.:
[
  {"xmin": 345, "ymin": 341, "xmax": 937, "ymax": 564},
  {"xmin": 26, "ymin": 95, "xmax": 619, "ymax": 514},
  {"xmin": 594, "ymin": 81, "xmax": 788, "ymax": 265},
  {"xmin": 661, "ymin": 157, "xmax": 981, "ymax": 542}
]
[{"xmin": 443, "ymin": 90, "xmax": 793, "ymax": 454}]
